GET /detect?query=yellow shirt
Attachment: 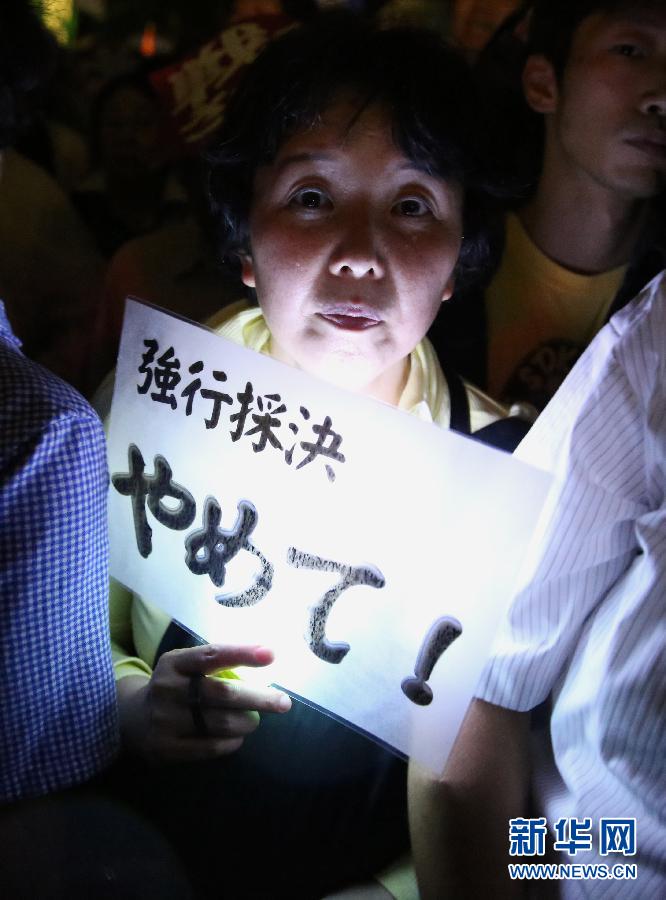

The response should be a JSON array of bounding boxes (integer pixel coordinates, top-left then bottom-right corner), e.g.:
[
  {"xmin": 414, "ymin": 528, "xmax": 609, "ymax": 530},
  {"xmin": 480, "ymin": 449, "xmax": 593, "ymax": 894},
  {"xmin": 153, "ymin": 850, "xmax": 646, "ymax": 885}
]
[
  {"xmin": 486, "ymin": 212, "xmax": 627, "ymax": 409},
  {"xmin": 208, "ymin": 302, "xmax": 506, "ymax": 432}
]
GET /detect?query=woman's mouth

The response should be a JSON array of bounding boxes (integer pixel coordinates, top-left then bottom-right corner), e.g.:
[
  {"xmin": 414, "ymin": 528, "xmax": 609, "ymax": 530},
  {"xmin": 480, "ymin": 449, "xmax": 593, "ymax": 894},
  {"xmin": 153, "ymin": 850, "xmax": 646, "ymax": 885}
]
[{"xmin": 318, "ymin": 304, "xmax": 382, "ymax": 331}]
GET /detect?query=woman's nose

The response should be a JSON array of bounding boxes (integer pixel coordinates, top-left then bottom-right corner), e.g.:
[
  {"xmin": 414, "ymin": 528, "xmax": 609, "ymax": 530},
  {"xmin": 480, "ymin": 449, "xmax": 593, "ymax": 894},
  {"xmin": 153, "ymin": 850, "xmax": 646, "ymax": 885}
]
[{"xmin": 327, "ymin": 215, "xmax": 385, "ymax": 279}]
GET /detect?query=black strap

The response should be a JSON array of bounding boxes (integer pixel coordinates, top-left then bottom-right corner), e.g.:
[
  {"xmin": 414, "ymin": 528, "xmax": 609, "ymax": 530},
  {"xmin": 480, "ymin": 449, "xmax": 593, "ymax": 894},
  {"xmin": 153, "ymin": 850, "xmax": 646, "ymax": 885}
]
[
  {"xmin": 471, "ymin": 416, "xmax": 530, "ymax": 451},
  {"xmin": 442, "ymin": 358, "xmax": 530, "ymax": 452},
  {"xmin": 440, "ymin": 358, "xmax": 471, "ymax": 435}
]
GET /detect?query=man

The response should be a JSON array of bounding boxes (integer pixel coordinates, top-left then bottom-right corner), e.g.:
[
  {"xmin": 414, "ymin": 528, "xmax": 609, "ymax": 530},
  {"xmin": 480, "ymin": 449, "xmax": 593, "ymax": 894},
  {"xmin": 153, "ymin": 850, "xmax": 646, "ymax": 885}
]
[
  {"xmin": 0, "ymin": 7, "xmax": 197, "ymax": 897},
  {"xmin": 0, "ymin": 0, "xmax": 117, "ymax": 810},
  {"xmin": 432, "ymin": 0, "xmax": 666, "ymax": 414},
  {"xmin": 410, "ymin": 269, "xmax": 666, "ymax": 898}
]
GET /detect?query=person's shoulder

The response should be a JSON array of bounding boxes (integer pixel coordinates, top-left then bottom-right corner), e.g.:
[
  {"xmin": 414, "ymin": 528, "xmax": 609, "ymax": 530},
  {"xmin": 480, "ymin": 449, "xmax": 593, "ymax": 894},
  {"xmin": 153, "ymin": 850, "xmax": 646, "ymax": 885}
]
[
  {"xmin": 0, "ymin": 337, "xmax": 101, "ymax": 437},
  {"xmin": 608, "ymin": 270, "xmax": 666, "ymax": 347}
]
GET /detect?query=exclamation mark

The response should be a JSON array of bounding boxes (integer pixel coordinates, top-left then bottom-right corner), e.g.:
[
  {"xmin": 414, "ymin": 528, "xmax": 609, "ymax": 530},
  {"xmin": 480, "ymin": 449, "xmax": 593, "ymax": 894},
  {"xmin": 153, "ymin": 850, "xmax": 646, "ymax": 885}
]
[{"xmin": 401, "ymin": 616, "xmax": 462, "ymax": 706}]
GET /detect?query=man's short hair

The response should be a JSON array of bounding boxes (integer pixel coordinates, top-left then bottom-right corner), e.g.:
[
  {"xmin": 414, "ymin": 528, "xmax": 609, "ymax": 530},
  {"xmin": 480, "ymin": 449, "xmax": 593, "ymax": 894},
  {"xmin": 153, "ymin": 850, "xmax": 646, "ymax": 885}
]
[
  {"xmin": 528, "ymin": 0, "xmax": 665, "ymax": 77},
  {"xmin": 207, "ymin": 12, "xmax": 500, "ymax": 290},
  {"xmin": 0, "ymin": 0, "xmax": 56, "ymax": 151}
]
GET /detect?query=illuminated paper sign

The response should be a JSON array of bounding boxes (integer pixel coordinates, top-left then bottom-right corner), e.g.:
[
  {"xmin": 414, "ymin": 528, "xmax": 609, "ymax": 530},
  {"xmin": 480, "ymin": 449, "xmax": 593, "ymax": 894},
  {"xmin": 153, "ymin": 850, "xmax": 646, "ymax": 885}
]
[{"xmin": 107, "ymin": 300, "xmax": 551, "ymax": 772}]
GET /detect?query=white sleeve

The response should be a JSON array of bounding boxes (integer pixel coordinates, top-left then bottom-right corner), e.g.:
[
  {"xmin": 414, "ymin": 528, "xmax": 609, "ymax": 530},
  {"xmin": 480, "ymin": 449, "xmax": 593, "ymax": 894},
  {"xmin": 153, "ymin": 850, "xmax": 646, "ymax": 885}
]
[{"xmin": 476, "ymin": 274, "xmax": 665, "ymax": 711}]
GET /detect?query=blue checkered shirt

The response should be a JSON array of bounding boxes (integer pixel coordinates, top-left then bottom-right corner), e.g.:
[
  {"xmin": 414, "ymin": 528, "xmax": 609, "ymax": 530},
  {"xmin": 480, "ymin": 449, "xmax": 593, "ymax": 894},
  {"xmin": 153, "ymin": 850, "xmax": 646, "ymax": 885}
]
[{"xmin": 0, "ymin": 303, "xmax": 118, "ymax": 803}]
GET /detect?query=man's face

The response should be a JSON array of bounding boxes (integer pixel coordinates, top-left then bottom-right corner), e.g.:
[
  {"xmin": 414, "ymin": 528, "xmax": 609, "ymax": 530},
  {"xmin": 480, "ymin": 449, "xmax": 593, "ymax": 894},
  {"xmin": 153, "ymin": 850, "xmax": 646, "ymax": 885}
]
[
  {"xmin": 241, "ymin": 98, "xmax": 463, "ymax": 404},
  {"xmin": 99, "ymin": 87, "xmax": 165, "ymax": 177},
  {"xmin": 538, "ymin": 7, "xmax": 666, "ymax": 198}
]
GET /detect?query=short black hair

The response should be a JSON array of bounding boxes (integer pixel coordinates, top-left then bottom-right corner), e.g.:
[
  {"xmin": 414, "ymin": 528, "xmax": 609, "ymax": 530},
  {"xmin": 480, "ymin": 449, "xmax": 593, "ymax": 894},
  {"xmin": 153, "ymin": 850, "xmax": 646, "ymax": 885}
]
[
  {"xmin": 207, "ymin": 12, "xmax": 500, "ymax": 290},
  {"xmin": 528, "ymin": 0, "xmax": 665, "ymax": 77},
  {"xmin": 0, "ymin": 1, "xmax": 56, "ymax": 151}
]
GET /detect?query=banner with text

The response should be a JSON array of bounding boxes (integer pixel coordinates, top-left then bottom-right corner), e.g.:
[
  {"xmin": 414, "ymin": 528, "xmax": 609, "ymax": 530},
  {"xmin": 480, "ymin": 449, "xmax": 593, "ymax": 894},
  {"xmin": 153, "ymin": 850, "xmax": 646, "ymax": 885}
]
[{"xmin": 107, "ymin": 300, "xmax": 551, "ymax": 772}]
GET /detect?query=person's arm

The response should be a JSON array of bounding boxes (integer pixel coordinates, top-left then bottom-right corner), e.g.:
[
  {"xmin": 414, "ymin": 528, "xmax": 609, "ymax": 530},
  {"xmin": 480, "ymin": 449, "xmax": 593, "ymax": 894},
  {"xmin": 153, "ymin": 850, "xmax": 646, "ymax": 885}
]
[
  {"xmin": 0, "ymin": 402, "xmax": 117, "ymax": 801},
  {"xmin": 108, "ymin": 577, "xmax": 156, "ymax": 679},
  {"xmin": 409, "ymin": 699, "xmax": 530, "ymax": 900}
]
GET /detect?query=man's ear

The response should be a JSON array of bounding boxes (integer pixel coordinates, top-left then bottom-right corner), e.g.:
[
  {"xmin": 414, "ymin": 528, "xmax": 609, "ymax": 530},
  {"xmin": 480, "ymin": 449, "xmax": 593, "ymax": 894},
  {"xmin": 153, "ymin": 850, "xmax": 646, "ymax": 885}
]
[
  {"xmin": 522, "ymin": 54, "xmax": 559, "ymax": 114},
  {"xmin": 239, "ymin": 252, "xmax": 256, "ymax": 288}
]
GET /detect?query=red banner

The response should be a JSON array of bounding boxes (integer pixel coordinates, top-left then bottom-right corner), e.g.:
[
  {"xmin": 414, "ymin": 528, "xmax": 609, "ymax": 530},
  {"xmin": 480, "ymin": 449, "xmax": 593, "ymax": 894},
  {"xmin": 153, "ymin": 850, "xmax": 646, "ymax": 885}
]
[{"xmin": 150, "ymin": 14, "xmax": 294, "ymax": 154}]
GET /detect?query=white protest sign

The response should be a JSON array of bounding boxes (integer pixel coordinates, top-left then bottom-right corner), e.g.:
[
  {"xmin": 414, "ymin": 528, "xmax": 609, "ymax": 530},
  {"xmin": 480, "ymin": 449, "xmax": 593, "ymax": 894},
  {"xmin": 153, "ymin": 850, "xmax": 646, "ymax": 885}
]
[{"xmin": 107, "ymin": 300, "xmax": 551, "ymax": 772}]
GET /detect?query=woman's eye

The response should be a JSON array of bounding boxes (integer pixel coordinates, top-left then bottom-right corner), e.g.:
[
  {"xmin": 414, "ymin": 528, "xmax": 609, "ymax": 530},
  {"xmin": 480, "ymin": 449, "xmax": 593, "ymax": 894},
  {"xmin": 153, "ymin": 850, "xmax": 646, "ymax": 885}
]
[
  {"xmin": 394, "ymin": 197, "xmax": 431, "ymax": 217},
  {"xmin": 611, "ymin": 43, "xmax": 644, "ymax": 58},
  {"xmin": 290, "ymin": 188, "xmax": 331, "ymax": 210}
]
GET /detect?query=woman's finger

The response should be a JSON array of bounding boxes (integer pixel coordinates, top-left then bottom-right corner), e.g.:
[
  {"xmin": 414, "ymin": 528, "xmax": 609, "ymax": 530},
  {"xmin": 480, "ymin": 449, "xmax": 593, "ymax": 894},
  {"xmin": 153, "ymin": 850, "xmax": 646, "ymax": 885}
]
[
  {"xmin": 200, "ymin": 676, "xmax": 291, "ymax": 715},
  {"xmin": 151, "ymin": 705, "xmax": 261, "ymax": 741},
  {"xmin": 169, "ymin": 643, "xmax": 276, "ymax": 677}
]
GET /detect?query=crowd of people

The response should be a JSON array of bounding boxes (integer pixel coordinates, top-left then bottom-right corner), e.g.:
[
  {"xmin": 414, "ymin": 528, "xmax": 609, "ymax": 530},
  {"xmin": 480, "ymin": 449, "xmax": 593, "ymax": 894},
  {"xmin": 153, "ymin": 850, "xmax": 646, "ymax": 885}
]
[{"xmin": 1, "ymin": 0, "xmax": 664, "ymax": 898}]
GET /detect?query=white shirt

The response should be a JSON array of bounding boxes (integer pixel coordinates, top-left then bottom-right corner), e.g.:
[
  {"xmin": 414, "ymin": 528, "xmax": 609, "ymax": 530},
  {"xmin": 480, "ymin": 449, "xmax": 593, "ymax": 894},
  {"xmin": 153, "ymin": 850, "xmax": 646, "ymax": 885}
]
[{"xmin": 477, "ymin": 272, "xmax": 666, "ymax": 899}]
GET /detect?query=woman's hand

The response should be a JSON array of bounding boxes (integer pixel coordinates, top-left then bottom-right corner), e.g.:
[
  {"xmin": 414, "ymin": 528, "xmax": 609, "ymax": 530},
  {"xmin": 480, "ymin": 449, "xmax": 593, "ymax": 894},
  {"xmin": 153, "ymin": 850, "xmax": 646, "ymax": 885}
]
[{"xmin": 116, "ymin": 644, "xmax": 291, "ymax": 762}]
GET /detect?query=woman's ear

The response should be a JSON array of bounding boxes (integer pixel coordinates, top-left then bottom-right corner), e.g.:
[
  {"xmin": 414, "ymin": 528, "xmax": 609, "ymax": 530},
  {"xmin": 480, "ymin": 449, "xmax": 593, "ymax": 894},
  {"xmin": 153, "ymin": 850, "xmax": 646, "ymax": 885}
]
[
  {"xmin": 522, "ymin": 53, "xmax": 559, "ymax": 114},
  {"xmin": 239, "ymin": 253, "xmax": 256, "ymax": 288},
  {"xmin": 441, "ymin": 272, "xmax": 455, "ymax": 304}
]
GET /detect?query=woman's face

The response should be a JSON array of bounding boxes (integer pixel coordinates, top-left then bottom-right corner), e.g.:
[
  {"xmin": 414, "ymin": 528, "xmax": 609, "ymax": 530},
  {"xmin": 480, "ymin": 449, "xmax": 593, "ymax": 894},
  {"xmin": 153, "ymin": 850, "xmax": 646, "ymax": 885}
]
[{"xmin": 241, "ymin": 98, "xmax": 464, "ymax": 405}]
